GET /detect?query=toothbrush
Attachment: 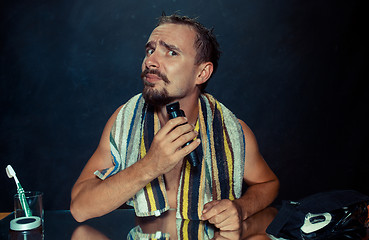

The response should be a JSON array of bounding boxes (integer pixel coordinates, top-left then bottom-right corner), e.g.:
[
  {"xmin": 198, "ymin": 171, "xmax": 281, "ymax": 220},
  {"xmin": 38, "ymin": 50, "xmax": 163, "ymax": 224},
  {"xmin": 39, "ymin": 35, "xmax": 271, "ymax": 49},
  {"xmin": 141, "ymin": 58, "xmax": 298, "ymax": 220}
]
[{"xmin": 6, "ymin": 165, "xmax": 32, "ymax": 217}]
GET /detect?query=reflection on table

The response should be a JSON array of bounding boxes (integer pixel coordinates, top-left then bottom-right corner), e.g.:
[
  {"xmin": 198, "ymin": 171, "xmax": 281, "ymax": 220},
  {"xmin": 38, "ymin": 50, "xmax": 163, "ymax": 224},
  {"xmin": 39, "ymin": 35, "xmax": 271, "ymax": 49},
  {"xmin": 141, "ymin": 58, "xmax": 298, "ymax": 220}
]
[
  {"xmin": 0, "ymin": 207, "xmax": 276, "ymax": 239},
  {"xmin": 71, "ymin": 207, "xmax": 277, "ymax": 240},
  {"xmin": 2, "ymin": 204, "xmax": 368, "ymax": 239}
]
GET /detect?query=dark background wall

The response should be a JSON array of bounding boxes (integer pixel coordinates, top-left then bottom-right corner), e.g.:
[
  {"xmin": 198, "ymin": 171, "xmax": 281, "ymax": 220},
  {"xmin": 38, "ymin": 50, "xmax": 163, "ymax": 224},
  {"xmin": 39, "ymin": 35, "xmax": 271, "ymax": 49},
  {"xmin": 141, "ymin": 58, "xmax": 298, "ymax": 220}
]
[{"xmin": 1, "ymin": 0, "xmax": 368, "ymax": 211}]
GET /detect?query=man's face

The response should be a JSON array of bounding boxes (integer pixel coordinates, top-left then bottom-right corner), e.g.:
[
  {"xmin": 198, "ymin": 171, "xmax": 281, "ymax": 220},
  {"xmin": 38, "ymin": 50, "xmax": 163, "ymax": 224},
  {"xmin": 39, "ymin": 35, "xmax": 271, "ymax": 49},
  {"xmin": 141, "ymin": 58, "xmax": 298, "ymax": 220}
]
[{"xmin": 141, "ymin": 23, "xmax": 200, "ymax": 106}]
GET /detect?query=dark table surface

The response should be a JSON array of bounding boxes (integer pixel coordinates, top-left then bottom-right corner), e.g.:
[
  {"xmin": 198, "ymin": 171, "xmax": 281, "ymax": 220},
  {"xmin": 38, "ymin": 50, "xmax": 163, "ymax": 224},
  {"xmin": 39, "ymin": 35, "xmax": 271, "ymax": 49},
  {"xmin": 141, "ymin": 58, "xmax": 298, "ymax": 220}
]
[
  {"xmin": 0, "ymin": 207, "xmax": 276, "ymax": 240},
  {"xmin": 1, "ymin": 207, "xmax": 368, "ymax": 239}
]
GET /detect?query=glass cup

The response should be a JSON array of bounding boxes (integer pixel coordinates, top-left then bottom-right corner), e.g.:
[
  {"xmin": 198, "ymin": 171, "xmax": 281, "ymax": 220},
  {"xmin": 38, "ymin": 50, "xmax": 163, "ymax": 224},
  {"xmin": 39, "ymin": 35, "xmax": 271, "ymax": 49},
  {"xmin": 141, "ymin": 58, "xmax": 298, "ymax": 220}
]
[{"xmin": 14, "ymin": 191, "xmax": 44, "ymax": 223}]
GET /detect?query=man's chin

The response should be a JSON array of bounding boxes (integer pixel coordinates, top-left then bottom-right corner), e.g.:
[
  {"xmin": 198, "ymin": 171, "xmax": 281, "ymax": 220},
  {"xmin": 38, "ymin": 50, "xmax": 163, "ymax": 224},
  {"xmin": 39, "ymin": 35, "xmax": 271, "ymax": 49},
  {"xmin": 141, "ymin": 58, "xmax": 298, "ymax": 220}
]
[{"xmin": 142, "ymin": 88, "xmax": 174, "ymax": 107}]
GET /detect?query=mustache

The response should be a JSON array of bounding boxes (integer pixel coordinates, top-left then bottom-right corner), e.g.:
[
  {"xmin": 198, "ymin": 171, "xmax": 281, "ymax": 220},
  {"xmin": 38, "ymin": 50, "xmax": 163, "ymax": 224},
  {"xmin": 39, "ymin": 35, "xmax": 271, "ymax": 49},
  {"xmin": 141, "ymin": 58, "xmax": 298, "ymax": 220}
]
[{"xmin": 141, "ymin": 69, "xmax": 170, "ymax": 84}]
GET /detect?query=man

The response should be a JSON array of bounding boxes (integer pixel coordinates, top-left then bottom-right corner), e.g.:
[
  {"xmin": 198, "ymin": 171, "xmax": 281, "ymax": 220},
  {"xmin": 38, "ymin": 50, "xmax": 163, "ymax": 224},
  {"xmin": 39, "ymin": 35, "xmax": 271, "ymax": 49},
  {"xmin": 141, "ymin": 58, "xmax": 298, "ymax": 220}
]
[{"xmin": 70, "ymin": 14, "xmax": 279, "ymax": 231}]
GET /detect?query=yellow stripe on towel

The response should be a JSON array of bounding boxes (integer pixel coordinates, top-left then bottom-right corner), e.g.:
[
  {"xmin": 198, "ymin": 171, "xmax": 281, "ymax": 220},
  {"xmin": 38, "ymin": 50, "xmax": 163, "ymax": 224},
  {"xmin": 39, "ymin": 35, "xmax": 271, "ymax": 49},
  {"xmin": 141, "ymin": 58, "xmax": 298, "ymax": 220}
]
[
  {"xmin": 182, "ymin": 160, "xmax": 192, "ymax": 219},
  {"xmin": 146, "ymin": 182, "xmax": 157, "ymax": 212}
]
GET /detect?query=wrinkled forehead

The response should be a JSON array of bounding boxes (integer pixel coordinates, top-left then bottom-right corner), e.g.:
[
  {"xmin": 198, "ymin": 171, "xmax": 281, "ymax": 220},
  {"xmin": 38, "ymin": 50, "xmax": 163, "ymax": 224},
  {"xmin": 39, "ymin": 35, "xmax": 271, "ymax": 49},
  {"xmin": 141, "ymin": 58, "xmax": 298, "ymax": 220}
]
[{"xmin": 147, "ymin": 23, "xmax": 198, "ymax": 54}]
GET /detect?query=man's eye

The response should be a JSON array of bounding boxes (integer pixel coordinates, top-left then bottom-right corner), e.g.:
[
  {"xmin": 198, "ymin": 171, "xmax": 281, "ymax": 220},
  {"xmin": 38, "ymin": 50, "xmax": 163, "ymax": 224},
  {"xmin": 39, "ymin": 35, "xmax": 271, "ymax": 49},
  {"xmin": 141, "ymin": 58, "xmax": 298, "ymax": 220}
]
[
  {"xmin": 147, "ymin": 49, "xmax": 154, "ymax": 55},
  {"xmin": 168, "ymin": 50, "xmax": 177, "ymax": 56}
]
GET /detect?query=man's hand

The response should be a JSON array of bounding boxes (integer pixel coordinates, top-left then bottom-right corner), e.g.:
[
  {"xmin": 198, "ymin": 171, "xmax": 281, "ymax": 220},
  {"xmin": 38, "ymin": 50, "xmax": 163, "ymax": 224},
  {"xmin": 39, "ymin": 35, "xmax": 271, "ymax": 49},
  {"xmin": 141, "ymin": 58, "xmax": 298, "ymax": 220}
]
[
  {"xmin": 201, "ymin": 199, "xmax": 243, "ymax": 231},
  {"xmin": 144, "ymin": 116, "xmax": 200, "ymax": 175}
]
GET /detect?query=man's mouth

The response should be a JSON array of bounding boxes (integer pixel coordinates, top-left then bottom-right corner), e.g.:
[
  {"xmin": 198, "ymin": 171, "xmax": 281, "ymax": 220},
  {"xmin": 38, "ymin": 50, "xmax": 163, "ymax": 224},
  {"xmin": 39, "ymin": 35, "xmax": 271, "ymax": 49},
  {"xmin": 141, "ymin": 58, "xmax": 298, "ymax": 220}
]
[
  {"xmin": 141, "ymin": 69, "xmax": 170, "ymax": 84},
  {"xmin": 145, "ymin": 73, "xmax": 162, "ymax": 83}
]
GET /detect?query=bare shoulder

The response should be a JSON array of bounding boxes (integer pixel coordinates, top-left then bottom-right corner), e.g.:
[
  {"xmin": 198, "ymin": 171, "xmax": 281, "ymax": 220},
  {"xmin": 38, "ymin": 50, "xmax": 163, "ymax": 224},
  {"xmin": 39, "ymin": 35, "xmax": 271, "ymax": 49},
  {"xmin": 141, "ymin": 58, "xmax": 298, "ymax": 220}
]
[
  {"xmin": 237, "ymin": 119, "xmax": 260, "ymax": 154},
  {"xmin": 98, "ymin": 105, "xmax": 124, "ymax": 149},
  {"xmin": 237, "ymin": 119, "xmax": 277, "ymax": 185}
]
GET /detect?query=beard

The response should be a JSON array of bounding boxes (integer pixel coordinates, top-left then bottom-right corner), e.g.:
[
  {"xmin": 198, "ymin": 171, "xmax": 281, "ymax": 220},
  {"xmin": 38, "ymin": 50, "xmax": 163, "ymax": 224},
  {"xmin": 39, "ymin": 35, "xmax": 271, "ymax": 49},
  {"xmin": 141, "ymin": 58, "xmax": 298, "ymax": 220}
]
[
  {"xmin": 142, "ymin": 83, "xmax": 176, "ymax": 106},
  {"xmin": 141, "ymin": 69, "xmax": 176, "ymax": 106}
]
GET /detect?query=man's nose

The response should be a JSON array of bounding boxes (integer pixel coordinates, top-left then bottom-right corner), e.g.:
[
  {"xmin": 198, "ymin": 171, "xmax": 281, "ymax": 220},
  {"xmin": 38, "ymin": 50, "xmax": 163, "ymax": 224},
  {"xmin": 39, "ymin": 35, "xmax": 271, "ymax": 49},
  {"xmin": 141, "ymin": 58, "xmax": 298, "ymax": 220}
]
[{"xmin": 145, "ymin": 52, "xmax": 160, "ymax": 69}]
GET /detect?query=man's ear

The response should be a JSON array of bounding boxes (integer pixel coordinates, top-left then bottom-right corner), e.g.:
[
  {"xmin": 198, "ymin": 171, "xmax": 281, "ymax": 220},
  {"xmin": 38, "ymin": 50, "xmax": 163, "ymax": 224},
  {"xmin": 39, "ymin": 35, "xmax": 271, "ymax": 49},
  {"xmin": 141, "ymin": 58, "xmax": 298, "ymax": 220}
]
[{"xmin": 196, "ymin": 62, "xmax": 213, "ymax": 85}]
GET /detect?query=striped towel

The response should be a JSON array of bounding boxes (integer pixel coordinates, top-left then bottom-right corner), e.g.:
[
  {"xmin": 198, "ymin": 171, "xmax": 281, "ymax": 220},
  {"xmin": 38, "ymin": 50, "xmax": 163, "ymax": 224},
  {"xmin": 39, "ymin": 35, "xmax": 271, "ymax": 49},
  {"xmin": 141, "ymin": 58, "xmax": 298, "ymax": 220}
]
[{"xmin": 95, "ymin": 93, "xmax": 245, "ymax": 220}]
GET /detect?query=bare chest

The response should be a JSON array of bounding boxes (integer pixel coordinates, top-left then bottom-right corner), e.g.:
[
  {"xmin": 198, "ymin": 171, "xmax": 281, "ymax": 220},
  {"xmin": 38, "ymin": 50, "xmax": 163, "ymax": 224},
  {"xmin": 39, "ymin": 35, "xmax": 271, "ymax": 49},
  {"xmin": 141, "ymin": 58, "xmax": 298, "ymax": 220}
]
[{"xmin": 164, "ymin": 161, "xmax": 183, "ymax": 208}]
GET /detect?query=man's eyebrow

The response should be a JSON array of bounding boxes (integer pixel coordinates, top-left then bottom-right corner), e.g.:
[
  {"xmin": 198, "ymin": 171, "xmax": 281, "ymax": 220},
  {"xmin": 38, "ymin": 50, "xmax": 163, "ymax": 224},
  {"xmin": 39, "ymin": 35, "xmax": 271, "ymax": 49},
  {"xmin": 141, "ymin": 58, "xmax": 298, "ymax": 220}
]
[
  {"xmin": 159, "ymin": 40, "xmax": 182, "ymax": 53},
  {"xmin": 145, "ymin": 41, "xmax": 155, "ymax": 49}
]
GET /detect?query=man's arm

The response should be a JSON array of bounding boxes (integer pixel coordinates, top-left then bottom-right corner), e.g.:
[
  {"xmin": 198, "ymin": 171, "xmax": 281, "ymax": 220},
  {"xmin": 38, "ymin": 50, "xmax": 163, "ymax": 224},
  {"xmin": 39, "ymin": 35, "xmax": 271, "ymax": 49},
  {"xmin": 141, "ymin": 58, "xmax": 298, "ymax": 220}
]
[
  {"xmin": 70, "ymin": 107, "xmax": 200, "ymax": 222},
  {"xmin": 201, "ymin": 119, "xmax": 279, "ymax": 230}
]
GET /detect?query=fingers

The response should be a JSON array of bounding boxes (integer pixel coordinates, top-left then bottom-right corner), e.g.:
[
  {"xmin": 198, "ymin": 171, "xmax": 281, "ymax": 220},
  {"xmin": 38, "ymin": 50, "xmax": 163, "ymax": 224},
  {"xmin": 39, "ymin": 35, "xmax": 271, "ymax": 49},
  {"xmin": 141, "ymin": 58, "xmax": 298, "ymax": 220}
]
[
  {"xmin": 146, "ymin": 117, "xmax": 201, "ymax": 174},
  {"xmin": 201, "ymin": 200, "xmax": 242, "ymax": 231},
  {"xmin": 169, "ymin": 123, "xmax": 198, "ymax": 144},
  {"xmin": 159, "ymin": 117, "xmax": 189, "ymax": 135},
  {"xmin": 203, "ymin": 200, "xmax": 220, "ymax": 212},
  {"xmin": 158, "ymin": 117, "xmax": 200, "ymax": 151},
  {"xmin": 202, "ymin": 200, "xmax": 223, "ymax": 220},
  {"xmin": 176, "ymin": 138, "xmax": 201, "ymax": 157}
]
